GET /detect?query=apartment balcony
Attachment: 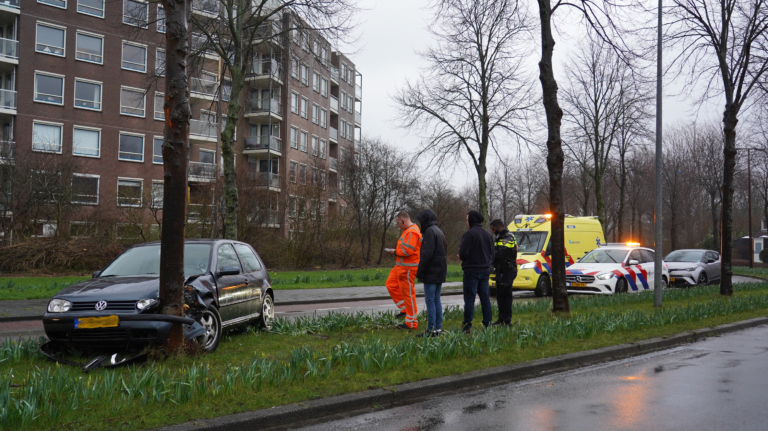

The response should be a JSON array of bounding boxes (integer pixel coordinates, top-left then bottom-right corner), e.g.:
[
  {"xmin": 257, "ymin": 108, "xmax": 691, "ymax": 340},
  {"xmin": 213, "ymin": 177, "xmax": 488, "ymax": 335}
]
[
  {"xmin": 243, "ymin": 135, "xmax": 281, "ymax": 155},
  {"xmin": 0, "ymin": 89, "xmax": 15, "ymax": 114},
  {"xmin": 192, "ymin": 0, "xmax": 219, "ymax": 16},
  {"xmin": 354, "ymin": 110, "xmax": 361, "ymax": 126},
  {"xmin": 188, "ymin": 161, "xmax": 217, "ymax": 183},
  {"xmin": 330, "ymin": 67, "xmax": 339, "ymax": 85},
  {"xmin": 0, "ymin": 140, "xmax": 13, "ymax": 163},
  {"xmin": 245, "ymin": 97, "xmax": 282, "ymax": 121},
  {"xmin": 251, "ymin": 172, "xmax": 280, "ymax": 191},
  {"xmin": 191, "ymin": 34, "xmax": 219, "ymax": 59},
  {"xmin": 330, "ymin": 95, "xmax": 339, "ymax": 113},
  {"xmin": 260, "ymin": 209, "xmax": 280, "ymax": 228},
  {"xmin": 355, "ymin": 84, "xmax": 362, "ymax": 100},
  {"xmin": 329, "ymin": 126, "xmax": 338, "ymax": 143},
  {"xmin": 0, "ymin": 0, "xmax": 19, "ymax": 15},
  {"xmin": 190, "ymin": 77, "xmax": 218, "ymax": 100},
  {"xmin": 253, "ymin": 20, "xmax": 282, "ymax": 45},
  {"xmin": 0, "ymin": 37, "xmax": 18, "ymax": 64},
  {"xmin": 329, "ymin": 156, "xmax": 338, "ymax": 172},
  {"xmin": 189, "ymin": 119, "xmax": 217, "ymax": 142},
  {"xmin": 328, "ymin": 190, "xmax": 337, "ymax": 202},
  {"xmin": 246, "ymin": 58, "xmax": 282, "ymax": 86}
]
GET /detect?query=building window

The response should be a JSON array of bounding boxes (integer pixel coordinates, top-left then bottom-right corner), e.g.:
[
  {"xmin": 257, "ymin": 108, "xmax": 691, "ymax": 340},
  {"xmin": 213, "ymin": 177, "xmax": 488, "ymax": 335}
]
[
  {"xmin": 157, "ymin": 6, "xmax": 166, "ymax": 33},
  {"xmin": 290, "ymin": 127, "xmax": 298, "ymax": 149},
  {"xmin": 120, "ymin": 87, "xmax": 146, "ymax": 117},
  {"xmin": 340, "ymin": 120, "xmax": 346, "ymax": 138},
  {"xmin": 151, "ymin": 180, "xmax": 163, "ymax": 208},
  {"xmin": 289, "ymin": 161, "xmax": 298, "ymax": 182},
  {"xmin": 291, "ymin": 92, "xmax": 298, "ymax": 114},
  {"xmin": 311, "ymin": 167, "xmax": 318, "ymax": 186},
  {"xmin": 153, "ymin": 136, "xmax": 163, "ymax": 163},
  {"xmin": 340, "ymin": 91, "xmax": 347, "ymax": 110},
  {"xmin": 312, "ymin": 104, "xmax": 319, "ymax": 124},
  {"xmin": 291, "ymin": 57, "xmax": 299, "ymax": 79},
  {"xmin": 301, "ymin": 31, "xmax": 308, "ymax": 51},
  {"xmin": 72, "ymin": 174, "xmax": 99, "ymax": 204},
  {"xmin": 299, "ymin": 164, "xmax": 307, "ymax": 184},
  {"xmin": 301, "ymin": 64, "xmax": 309, "ymax": 85},
  {"xmin": 300, "ymin": 97, "xmax": 308, "ymax": 119},
  {"xmin": 74, "ymin": 79, "xmax": 102, "ymax": 110},
  {"xmin": 312, "ymin": 39, "xmax": 319, "ymax": 56},
  {"xmin": 348, "ymin": 95, "xmax": 354, "ymax": 113},
  {"xmin": 348, "ymin": 123, "xmax": 353, "ymax": 141},
  {"xmin": 34, "ymin": 72, "xmax": 64, "ymax": 105},
  {"xmin": 341, "ymin": 63, "xmax": 348, "ymax": 82},
  {"xmin": 122, "ymin": 42, "xmax": 147, "ymax": 72},
  {"xmin": 73, "ymin": 127, "xmax": 100, "ymax": 157},
  {"xmin": 39, "ymin": 0, "xmax": 66, "ymax": 9},
  {"xmin": 321, "ymin": 47, "xmax": 328, "ymax": 66},
  {"xmin": 117, "ymin": 178, "xmax": 142, "ymax": 207},
  {"xmin": 320, "ymin": 139, "xmax": 326, "ymax": 159},
  {"xmin": 76, "ymin": 32, "xmax": 103, "ymax": 64},
  {"xmin": 154, "ymin": 92, "xmax": 164, "ymax": 120},
  {"xmin": 78, "ymin": 0, "xmax": 104, "ymax": 17},
  {"xmin": 70, "ymin": 222, "xmax": 93, "ymax": 238},
  {"xmin": 36, "ymin": 23, "xmax": 65, "ymax": 56},
  {"xmin": 300, "ymin": 131, "xmax": 308, "ymax": 152},
  {"xmin": 32, "ymin": 122, "xmax": 62, "ymax": 153},
  {"xmin": 321, "ymin": 78, "xmax": 328, "ymax": 97},
  {"xmin": 320, "ymin": 109, "xmax": 327, "ymax": 128},
  {"xmin": 118, "ymin": 132, "xmax": 144, "ymax": 162},
  {"xmin": 311, "ymin": 136, "xmax": 318, "ymax": 156},
  {"xmin": 312, "ymin": 72, "xmax": 320, "ymax": 92},
  {"xmin": 155, "ymin": 48, "xmax": 165, "ymax": 76},
  {"xmin": 123, "ymin": 0, "xmax": 148, "ymax": 27}
]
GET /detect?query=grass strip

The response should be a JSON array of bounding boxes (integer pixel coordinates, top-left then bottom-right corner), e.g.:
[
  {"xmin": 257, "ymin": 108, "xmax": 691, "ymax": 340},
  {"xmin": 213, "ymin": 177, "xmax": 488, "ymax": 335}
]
[{"xmin": 2, "ymin": 283, "xmax": 768, "ymax": 430}]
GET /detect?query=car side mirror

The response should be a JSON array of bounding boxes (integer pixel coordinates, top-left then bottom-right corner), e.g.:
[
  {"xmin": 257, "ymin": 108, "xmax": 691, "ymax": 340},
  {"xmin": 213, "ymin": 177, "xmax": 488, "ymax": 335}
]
[
  {"xmin": 628, "ymin": 259, "xmax": 639, "ymax": 266},
  {"xmin": 219, "ymin": 266, "xmax": 241, "ymax": 276},
  {"xmin": 707, "ymin": 258, "xmax": 715, "ymax": 263},
  {"xmin": 92, "ymin": 271, "xmax": 101, "ymax": 278}
]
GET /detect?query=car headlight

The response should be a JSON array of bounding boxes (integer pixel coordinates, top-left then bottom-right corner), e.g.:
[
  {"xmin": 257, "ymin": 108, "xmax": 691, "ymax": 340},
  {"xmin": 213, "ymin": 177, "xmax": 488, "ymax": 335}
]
[
  {"xmin": 520, "ymin": 262, "xmax": 537, "ymax": 270},
  {"xmin": 47, "ymin": 299, "xmax": 72, "ymax": 313},
  {"xmin": 683, "ymin": 267, "xmax": 697, "ymax": 272},
  {"xmin": 596, "ymin": 273, "xmax": 615, "ymax": 280},
  {"xmin": 136, "ymin": 299, "xmax": 157, "ymax": 311}
]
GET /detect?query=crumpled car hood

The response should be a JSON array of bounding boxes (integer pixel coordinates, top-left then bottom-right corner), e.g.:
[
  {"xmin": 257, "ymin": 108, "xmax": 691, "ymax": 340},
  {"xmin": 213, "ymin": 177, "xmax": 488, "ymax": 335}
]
[{"xmin": 54, "ymin": 276, "xmax": 159, "ymax": 302}]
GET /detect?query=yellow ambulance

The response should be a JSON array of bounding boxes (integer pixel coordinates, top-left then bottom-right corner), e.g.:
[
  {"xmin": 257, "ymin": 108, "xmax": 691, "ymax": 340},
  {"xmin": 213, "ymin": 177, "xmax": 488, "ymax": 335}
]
[{"xmin": 491, "ymin": 214, "xmax": 606, "ymax": 297}]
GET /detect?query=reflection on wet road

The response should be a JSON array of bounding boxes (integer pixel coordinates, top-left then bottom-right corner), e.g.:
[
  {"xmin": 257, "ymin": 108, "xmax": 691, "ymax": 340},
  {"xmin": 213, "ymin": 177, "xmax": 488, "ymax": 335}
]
[{"xmin": 297, "ymin": 324, "xmax": 768, "ymax": 431}]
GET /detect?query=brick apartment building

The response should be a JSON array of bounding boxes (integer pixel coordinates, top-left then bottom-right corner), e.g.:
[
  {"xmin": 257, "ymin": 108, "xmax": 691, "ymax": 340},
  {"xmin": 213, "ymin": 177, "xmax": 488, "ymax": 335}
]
[{"xmin": 0, "ymin": 0, "xmax": 361, "ymax": 238}]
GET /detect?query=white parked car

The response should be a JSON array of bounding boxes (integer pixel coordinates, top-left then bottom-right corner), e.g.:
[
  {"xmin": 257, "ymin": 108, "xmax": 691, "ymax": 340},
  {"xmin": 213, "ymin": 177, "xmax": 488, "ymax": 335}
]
[
  {"xmin": 566, "ymin": 244, "xmax": 669, "ymax": 294},
  {"xmin": 664, "ymin": 249, "xmax": 720, "ymax": 287}
]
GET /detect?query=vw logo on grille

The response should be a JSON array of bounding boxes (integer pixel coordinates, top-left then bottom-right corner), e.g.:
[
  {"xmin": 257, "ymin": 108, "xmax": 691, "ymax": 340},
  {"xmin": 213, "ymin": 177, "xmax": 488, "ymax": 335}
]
[{"xmin": 94, "ymin": 301, "xmax": 108, "ymax": 311}]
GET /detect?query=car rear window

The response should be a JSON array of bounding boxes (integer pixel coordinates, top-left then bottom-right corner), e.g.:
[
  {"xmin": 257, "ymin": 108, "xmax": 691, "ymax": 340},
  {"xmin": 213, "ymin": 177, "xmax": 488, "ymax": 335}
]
[
  {"xmin": 234, "ymin": 244, "xmax": 262, "ymax": 273},
  {"xmin": 100, "ymin": 244, "xmax": 211, "ymax": 278}
]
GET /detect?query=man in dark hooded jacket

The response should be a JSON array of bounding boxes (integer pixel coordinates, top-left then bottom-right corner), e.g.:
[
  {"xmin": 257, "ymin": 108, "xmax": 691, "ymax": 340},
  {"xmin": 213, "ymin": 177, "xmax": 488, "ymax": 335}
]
[
  {"xmin": 415, "ymin": 209, "xmax": 447, "ymax": 337},
  {"xmin": 458, "ymin": 210, "xmax": 494, "ymax": 333}
]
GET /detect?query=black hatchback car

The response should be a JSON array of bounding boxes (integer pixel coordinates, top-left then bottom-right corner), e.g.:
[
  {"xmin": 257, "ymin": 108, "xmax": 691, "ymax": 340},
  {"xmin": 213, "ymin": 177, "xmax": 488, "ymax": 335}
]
[{"xmin": 42, "ymin": 239, "xmax": 274, "ymax": 352}]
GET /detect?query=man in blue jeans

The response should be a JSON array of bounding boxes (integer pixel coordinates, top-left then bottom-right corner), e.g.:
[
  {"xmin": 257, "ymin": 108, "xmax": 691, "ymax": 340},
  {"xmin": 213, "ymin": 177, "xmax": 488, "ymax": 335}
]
[
  {"xmin": 458, "ymin": 210, "xmax": 495, "ymax": 334},
  {"xmin": 415, "ymin": 209, "xmax": 448, "ymax": 338}
]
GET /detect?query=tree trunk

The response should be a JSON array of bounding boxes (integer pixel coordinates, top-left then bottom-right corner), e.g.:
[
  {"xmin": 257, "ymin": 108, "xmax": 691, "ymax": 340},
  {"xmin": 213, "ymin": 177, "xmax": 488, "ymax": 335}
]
[
  {"xmin": 222, "ymin": 68, "xmax": 245, "ymax": 240},
  {"xmin": 159, "ymin": 0, "xmax": 191, "ymax": 352},
  {"xmin": 537, "ymin": 0, "xmax": 568, "ymax": 313},
  {"xmin": 720, "ymin": 107, "xmax": 738, "ymax": 296},
  {"xmin": 595, "ymin": 174, "xmax": 604, "ymax": 225},
  {"xmin": 477, "ymin": 162, "xmax": 488, "ymax": 228},
  {"xmin": 711, "ymin": 194, "xmax": 719, "ymax": 249}
]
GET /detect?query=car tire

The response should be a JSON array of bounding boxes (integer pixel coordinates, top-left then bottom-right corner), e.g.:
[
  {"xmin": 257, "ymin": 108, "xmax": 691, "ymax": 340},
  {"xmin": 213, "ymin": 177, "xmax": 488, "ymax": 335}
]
[
  {"xmin": 534, "ymin": 275, "xmax": 551, "ymax": 297},
  {"xmin": 697, "ymin": 272, "xmax": 708, "ymax": 286},
  {"xmin": 193, "ymin": 305, "xmax": 222, "ymax": 352},
  {"xmin": 259, "ymin": 293, "xmax": 275, "ymax": 330},
  {"xmin": 661, "ymin": 276, "xmax": 668, "ymax": 289},
  {"xmin": 614, "ymin": 277, "xmax": 627, "ymax": 294}
]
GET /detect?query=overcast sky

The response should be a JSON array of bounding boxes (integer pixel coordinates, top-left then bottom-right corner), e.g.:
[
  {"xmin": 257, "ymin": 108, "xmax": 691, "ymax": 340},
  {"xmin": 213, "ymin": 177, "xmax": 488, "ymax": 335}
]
[{"xmin": 347, "ymin": 0, "xmax": 723, "ymax": 190}]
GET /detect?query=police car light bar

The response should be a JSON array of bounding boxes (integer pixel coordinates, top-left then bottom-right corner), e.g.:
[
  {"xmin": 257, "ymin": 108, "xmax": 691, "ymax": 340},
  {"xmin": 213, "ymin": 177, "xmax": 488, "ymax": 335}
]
[{"xmin": 626, "ymin": 242, "xmax": 641, "ymax": 247}]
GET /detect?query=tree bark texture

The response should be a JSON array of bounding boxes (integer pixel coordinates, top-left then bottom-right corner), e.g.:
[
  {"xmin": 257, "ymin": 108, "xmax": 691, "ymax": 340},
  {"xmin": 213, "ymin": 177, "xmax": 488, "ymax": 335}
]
[
  {"xmin": 720, "ymin": 108, "xmax": 737, "ymax": 296},
  {"xmin": 537, "ymin": 0, "xmax": 568, "ymax": 312},
  {"xmin": 159, "ymin": 0, "xmax": 191, "ymax": 352}
]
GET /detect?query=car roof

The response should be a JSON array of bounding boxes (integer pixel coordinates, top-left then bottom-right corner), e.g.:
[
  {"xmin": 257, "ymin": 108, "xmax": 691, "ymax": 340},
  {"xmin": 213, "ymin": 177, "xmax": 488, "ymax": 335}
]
[
  {"xmin": 670, "ymin": 249, "xmax": 715, "ymax": 252},
  {"xmin": 131, "ymin": 239, "xmax": 248, "ymax": 247}
]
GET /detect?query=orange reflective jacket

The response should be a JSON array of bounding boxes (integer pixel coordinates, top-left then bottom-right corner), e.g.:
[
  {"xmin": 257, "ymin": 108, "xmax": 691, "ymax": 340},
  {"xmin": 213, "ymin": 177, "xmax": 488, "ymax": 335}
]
[{"xmin": 395, "ymin": 224, "xmax": 422, "ymax": 267}]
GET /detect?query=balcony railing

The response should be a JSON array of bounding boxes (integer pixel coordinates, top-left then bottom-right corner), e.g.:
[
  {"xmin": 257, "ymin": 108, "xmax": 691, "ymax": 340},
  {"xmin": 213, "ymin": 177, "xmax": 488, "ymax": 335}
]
[
  {"xmin": 0, "ymin": 89, "xmax": 16, "ymax": 110},
  {"xmin": 0, "ymin": 140, "xmax": 14, "ymax": 159},
  {"xmin": 329, "ymin": 156, "xmax": 338, "ymax": 171},
  {"xmin": 246, "ymin": 98, "xmax": 282, "ymax": 116},
  {"xmin": 354, "ymin": 110, "xmax": 361, "ymax": 125},
  {"xmin": 188, "ymin": 161, "xmax": 217, "ymax": 180},
  {"xmin": 248, "ymin": 58, "xmax": 282, "ymax": 80},
  {"xmin": 244, "ymin": 135, "xmax": 281, "ymax": 152},
  {"xmin": 0, "ymin": 0, "xmax": 19, "ymax": 9},
  {"xmin": 331, "ymin": 67, "xmax": 339, "ymax": 82},
  {"xmin": 0, "ymin": 38, "xmax": 17, "ymax": 59},
  {"xmin": 252, "ymin": 172, "xmax": 280, "ymax": 188},
  {"xmin": 330, "ymin": 95, "xmax": 339, "ymax": 112},
  {"xmin": 192, "ymin": 0, "xmax": 218, "ymax": 14},
  {"xmin": 329, "ymin": 127, "xmax": 338, "ymax": 142},
  {"xmin": 355, "ymin": 84, "xmax": 362, "ymax": 99},
  {"xmin": 255, "ymin": 20, "xmax": 282, "ymax": 42},
  {"xmin": 191, "ymin": 34, "xmax": 218, "ymax": 58},
  {"xmin": 190, "ymin": 77, "xmax": 218, "ymax": 97},
  {"xmin": 190, "ymin": 119, "xmax": 217, "ymax": 138}
]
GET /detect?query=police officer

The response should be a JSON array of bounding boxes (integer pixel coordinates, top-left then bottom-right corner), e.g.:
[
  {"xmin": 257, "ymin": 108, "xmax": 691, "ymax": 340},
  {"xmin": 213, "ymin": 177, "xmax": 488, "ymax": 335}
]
[{"xmin": 490, "ymin": 219, "xmax": 517, "ymax": 326}]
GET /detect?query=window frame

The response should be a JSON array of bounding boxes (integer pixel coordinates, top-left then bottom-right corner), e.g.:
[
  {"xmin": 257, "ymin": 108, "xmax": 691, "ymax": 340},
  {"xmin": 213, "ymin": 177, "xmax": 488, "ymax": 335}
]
[
  {"xmin": 35, "ymin": 22, "xmax": 66, "ymax": 57},
  {"xmin": 118, "ymin": 131, "xmax": 145, "ymax": 162},
  {"xmin": 300, "ymin": 63, "xmax": 308, "ymax": 85},
  {"xmin": 321, "ymin": 78, "xmax": 328, "ymax": 98},
  {"xmin": 155, "ymin": 48, "xmax": 165, "ymax": 76},
  {"xmin": 32, "ymin": 121, "xmax": 64, "ymax": 154},
  {"xmin": 320, "ymin": 139, "xmax": 327, "ymax": 159},
  {"xmin": 157, "ymin": 5, "xmax": 166, "ymax": 33},
  {"xmin": 300, "ymin": 130, "xmax": 308, "ymax": 153},
  {"xmin": 300, "ymin": 97, "xmax": 308, "ymax": 119},
  {"xmin": 290, "ymin": 126, "xmax": 298, "ymax": 149},
  {"xmin": 153, "ymin": 136, "xmax": 163, "ymax": 164},
  {"xmin": 72, "ymin": 125, "xmax": 101, "ymax": 158},
  {"xmin": 311, "ymin": 135, "xmax": 318, "ymax": 156},
  {"xmin": 312, "ymin": 71, "xmax": 320, "ymax": 92},
  {"xmin": 77, "ymin": 0, "xmax": 105, "ymax": 18},
  {"xmin": 154, "ymin": 92, "xmax": 164, "ymax": 121},
  {"xmin": 289, "ymin": 160, "xmax": 298, "ymax": 182},
  {"xmin": 120, "ymin": 86, "xmax": 147, "ymax": 118},
  {"xmin": 116, "ymin": 177, "xmax": 143, "ymax": 207},
  {"xmin": 123, "ymin": 0, "xmax": 149, "ymax": 28},
  {"xmin": 72, "ymin": 173, "xmax": 100, "ymax": 205},
  {"xmin": 291, "ymin": 92, "xmax": 299, "ymax": 114},
  {"xmin": 38, "ymin": 0, "xmax": 67, "ymax": 9},
  {"xmin": 299, "ymin": 164, "xmax": 307, "ymax": 184},
  {"xmin": 121, "ymin": 41, "xmax": 148, "ymax": 73},
  {"xmin": 320, "ymin": 108, "xmax": 327, "ymax": 128},
  {"xmin": 73, "ymin": 78, "xmax": 103, "ymax": 111},
  {"xmin": 75, "ymin": 31, "xmax": 104, "ymax": 65},
  {"xmin": 34, "ymin": 71, "xmax": 65, "ymax": 106},
  {"xmin": 312, "ymin": 103, "xmax": 319, "ymax": 124},
  {"xmin": 151, "ymin": 179, "xmax": 164, "ymax": 208}
]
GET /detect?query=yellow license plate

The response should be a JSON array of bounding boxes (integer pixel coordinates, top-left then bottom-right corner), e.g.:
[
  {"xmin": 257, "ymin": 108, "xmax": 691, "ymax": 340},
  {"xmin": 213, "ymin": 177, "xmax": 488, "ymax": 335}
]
[
  {"xmin": 75, "ymin": 315, "xmax": 119, "ymax": 329},
  {"xmin": 670, "ymin": 278, "xmax": 676, "ymax": 282},
  {"xmin": 570, "ymin": 282, "xmax": 587, "ymax": 288}
]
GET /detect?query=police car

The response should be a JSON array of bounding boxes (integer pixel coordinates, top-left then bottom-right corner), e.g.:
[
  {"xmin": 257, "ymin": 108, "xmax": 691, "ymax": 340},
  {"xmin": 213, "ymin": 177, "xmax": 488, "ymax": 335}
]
[{"xmin": 565, "ymin": 243, "xmax": 669, "ymax": 294}]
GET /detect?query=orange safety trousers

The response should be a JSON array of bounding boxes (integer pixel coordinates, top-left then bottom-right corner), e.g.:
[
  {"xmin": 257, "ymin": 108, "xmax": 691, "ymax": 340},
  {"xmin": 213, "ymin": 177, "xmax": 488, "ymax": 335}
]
[{"xmin": 386, "ymin": 266, "xmax": 418, "ymax": 329}]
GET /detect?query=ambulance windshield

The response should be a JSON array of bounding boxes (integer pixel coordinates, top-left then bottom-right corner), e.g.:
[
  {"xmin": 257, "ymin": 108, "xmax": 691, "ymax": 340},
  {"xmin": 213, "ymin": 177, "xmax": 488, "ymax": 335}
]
[
  {"xmin": 580, "ymin": 249, "xmax": 628, "ymax": 264},
  {"xmin": 516, "ymin": 231, "xmax": 548, "ymax": 253}
]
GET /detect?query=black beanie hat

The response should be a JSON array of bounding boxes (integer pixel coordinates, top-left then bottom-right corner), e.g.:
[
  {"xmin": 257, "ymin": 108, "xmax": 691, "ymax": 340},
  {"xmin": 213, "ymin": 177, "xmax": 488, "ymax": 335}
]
[{"xmin": 468, "ymin": 210, "xmax": 484, "ymax": 226}]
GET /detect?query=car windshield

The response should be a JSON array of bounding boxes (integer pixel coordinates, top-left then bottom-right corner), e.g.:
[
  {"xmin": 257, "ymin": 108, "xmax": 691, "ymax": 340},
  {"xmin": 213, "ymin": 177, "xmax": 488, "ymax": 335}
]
[
  {"xmin": 580, "ymin": 249, "xmax": 628, "ymax": 264},
  {"xmin": 516, "ymin": 231, "xmax": 547, "ymax": 253},
  {"xmin": 100, "ymin": 244, "xmax": 212, "ymax": 278},
  {"xmin": 665, "ymin": 250, "xmax": 704, "ymax": 262}
]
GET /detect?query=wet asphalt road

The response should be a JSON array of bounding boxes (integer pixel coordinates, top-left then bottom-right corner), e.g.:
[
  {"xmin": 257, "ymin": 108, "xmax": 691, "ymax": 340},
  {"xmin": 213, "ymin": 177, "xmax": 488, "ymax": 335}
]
[{"xmin": 296, "ymin": 324, "xmax": 768, "ymax": 431}]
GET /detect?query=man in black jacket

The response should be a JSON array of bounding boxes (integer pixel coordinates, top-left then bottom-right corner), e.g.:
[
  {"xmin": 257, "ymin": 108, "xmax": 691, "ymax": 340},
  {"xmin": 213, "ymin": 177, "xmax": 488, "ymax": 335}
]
[
  {"xmin": 490, "ymin": 219, "xmax": 517, "ymax": 326},
  {"xmin": 459, "ymin": 210, "xmax": 494, "ymax": 334},
  {"xmin": 415, "ymin": 209, "xmax": 448, "ymax": 337}
]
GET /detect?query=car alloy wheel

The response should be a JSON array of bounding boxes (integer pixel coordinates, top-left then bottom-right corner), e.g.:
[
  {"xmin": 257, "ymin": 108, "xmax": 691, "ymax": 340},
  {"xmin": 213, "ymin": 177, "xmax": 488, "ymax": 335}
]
[
  {"xmin": 698, "ymin": 272, "xmax": 708, "ymax": 285},
  {"xmin": 194, "ymin": 306, "xmax": 221, "ymax": 352},
  {"xmin": 260, "ymin": 294, "xmax": 274, "ymax": 330}
]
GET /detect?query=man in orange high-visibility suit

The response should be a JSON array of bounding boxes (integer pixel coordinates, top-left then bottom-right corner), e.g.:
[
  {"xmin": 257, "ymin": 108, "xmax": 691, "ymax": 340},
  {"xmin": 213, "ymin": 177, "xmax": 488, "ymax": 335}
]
[{"xmin": 385, "ymin": 211, "xmax": 422, "ymax": 330}]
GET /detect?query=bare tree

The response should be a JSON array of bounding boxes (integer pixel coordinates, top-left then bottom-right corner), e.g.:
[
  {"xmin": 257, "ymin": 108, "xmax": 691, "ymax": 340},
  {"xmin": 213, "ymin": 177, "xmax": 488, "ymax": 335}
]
[
  {"xmin": 667, "ymin": 0, "xmax": 768, "ymax": 294},
  {"xmin": 689, "ymin": 123, "xmax": 725, "ymax": 249},
  {"xmin": 395, "ymin": 0, "xmax": 536, "ymax": 226}
]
